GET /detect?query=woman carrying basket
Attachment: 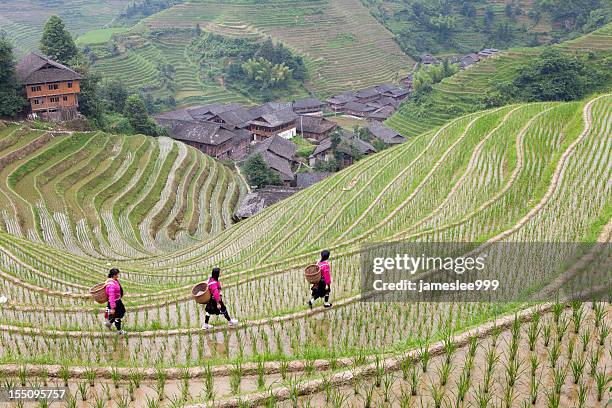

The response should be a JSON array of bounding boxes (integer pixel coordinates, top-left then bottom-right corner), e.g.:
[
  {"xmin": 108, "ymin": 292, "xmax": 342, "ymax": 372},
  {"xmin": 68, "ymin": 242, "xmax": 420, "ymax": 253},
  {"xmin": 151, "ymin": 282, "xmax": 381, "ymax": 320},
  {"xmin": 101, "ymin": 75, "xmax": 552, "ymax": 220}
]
[
  {"xmin": 202, "ymin": 267, "xmax": 238, "ymax": 329},
  {"xmin": 308, "ymin": 250, "xmax": 332, "ymax": 309},
  {"xmin": 104, "ymin": 268, "xmax": 127, "ymax": 335}
]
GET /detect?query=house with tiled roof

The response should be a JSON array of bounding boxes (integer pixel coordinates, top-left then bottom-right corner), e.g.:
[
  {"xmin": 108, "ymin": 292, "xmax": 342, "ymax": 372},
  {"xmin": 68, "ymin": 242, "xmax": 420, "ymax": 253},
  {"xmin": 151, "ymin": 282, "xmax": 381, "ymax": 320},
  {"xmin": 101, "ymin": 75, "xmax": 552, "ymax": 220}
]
[
  {"xmin": 249, "ymin": 108, "xmax": 298, "ymax": 141},
  {"xmin": 16, "ymin": 52, "xmax": 82, "ymax": 120},
  {"xmin": 367, "ymin": 121, "xmax": 406, "ymax": 145},
  {"xmin": 251, "ymin": 135, "xmax": 299, "ymax": 185},
  {"xmin": 296, "ymin": 115, "xmax": 337, "ymax": 142},
  {"xmin": 309, "ymin": 130, "xmax": 376, "ymax": 168},
  {"xmin": 292, "ymin": 98, "xmax": 326, "ymax": 115}
]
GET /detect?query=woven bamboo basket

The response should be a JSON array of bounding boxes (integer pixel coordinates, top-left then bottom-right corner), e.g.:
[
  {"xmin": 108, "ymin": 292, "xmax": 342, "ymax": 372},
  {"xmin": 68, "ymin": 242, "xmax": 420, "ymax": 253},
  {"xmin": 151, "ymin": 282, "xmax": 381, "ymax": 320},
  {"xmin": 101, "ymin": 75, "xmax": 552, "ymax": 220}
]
[
  {"xmin": 89, "ymin": 283, "xmax": 108, "ymax": 304},
  {"xmin": 304, "ymin": 264, "xmax": 321, "ymax": 284},
  {"xmin": 192, "ymin": 282, "xmax": 211, "ymax": 304}
]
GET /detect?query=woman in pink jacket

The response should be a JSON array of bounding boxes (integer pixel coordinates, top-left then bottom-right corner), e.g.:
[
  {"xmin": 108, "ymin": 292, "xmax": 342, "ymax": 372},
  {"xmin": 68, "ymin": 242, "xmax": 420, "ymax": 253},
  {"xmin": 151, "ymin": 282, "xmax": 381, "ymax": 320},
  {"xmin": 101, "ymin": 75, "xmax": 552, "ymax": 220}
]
[
  {"xmin": 202, "ymin": 267, "xmax": 238, "ymax": 329},
  {"xmin": 104, "ymin": 268, "xmax": 127, "ymax": 334},
  {"xmin": 308, "ymin": 249, "xmax": 332, "ymax": 309}
]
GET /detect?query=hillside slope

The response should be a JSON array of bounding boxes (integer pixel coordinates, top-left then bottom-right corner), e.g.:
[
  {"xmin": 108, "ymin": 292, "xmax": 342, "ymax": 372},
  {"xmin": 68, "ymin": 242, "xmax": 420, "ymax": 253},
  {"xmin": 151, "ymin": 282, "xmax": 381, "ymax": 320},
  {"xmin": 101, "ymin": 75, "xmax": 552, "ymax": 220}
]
[
  {"xmin": 97, "ymin": 0, "xmax": 414, "ymax": 100},
  {"xmin": 387, "ymin": 23, "xmax": 612, "ymax": 137},
  {"xmin": 0, "ymin": 92, "xmax": 609, "ymax": 329},
  {"xmin": 0, "ymin": 122, "xmax": 245, "ymax": 259}
]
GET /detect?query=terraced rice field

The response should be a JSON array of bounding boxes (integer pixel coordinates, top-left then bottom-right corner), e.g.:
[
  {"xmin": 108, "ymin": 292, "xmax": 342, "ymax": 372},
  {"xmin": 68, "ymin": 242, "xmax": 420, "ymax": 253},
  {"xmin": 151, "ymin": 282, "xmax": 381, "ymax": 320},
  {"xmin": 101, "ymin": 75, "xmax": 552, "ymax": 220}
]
[
  {"xmin": 92, "ymin": 31, "xmax": 252, "ymax": 107},
  {"xmin": 386, "ymin": 23, "xmax": 612, "ymax": 138},
  {"xmin": 0, "ymin": 123, "xmax": 245, "ymax": 259},
  {"xmin": 136, "ymin": 0, "xmax": 414, "ymax": 97},
  {"xmin": 0, "ymin": 94, "xmax": 609, "ymax": 406},
  {"xmin": 0, "ymin": 0, "xmax": 130, "ymax": 57}
]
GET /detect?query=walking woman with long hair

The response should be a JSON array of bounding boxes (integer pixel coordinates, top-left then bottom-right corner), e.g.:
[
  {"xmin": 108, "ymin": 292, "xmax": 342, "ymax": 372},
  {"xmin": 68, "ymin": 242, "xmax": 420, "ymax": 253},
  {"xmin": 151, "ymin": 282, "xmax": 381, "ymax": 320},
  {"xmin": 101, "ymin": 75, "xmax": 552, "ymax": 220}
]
[{"xmin": 104, "ymin": 268, "xmax": 127, "ymax": 335}]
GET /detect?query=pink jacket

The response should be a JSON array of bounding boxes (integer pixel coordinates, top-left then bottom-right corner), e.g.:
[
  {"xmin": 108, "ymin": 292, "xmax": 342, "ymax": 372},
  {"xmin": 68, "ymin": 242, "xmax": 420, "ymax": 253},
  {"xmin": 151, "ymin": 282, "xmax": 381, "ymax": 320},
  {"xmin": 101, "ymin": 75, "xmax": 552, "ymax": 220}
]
[
  {"xmin": 207, "ymin": 277, "xmax": 222, "ymax": 302},
  {"xmin": 105, "ymin": 279, "xmax": 122, "ymax": 309},
  {"xmin": 318, "ymin": 261, "xmax": 331, "ymax": 285}
]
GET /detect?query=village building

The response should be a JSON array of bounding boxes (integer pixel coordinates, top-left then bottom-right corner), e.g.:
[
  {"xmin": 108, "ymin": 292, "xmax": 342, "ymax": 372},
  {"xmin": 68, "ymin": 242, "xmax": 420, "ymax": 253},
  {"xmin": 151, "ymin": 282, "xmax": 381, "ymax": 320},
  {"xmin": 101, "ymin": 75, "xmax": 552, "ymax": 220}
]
[
  {"xmin": 249, "ymin": 108, "xmax": 298, "ymax": 141},
  {"xmin": 292, "ymin": 98, "xmax": 326, "ymax": 116},
  {"xmin": 478, "ymin": 48, "xmax": 499, "ymax": 58},
  {"xmin": 234, "ymin": 186, "xmax": 301, "ymax": 220},
  {"xmin": 367, "ymin": 105, "xmax": 396, "ymax": 122},
  {"xmin": 376, "ymin": 83, "xmax": 410, "ymax": 102},
  {"xmin": 296, "ymin": 115, "xmax": 337, "ymax": 142},
  {"xmin": 251, "ymin": 134, "xmax": 299, "ymax": 185},
  {"xmin": 343, "ymin": 101, "xmax": 377, "ymax": 118},
  {"xmin": 326, "ymin": 92, "xmax": 358, "ymax": 112},
  {"xmin": 16, "ymin": 52, "xmax": 82, "ymax": 121},
  {"xmin": 309, "ymin": 130, "xmax": 376, "ymax": 168},
  {"xmin": 355, "ymin": 86, "xmax": 381, "ymax": 103},
  {"xmin": 421, "ymin": 54, "xmax": 439, "ymax": 65},
  {"xmin": 295, "ymin": 172, "xmax": 332, "ymax": 189},
  {"xmin": 368, "ymin": 121, "xmax": 406, "ymax": 145},
  {"xmin": 155, "ymin": 118, "xmax": 250, "ymax": 160}
]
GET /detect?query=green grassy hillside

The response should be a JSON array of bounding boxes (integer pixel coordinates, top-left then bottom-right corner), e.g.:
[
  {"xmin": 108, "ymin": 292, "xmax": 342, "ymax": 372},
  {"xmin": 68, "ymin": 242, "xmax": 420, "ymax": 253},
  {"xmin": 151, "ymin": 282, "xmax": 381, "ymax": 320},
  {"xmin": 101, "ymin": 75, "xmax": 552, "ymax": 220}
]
[
  {"xmin": 362, "ymin": 0, "xmax": 611, "ymax": 56},
  {"xmin": 0, "ymin": 122, "xmax": 245, "ymax": 258},
  {"xmin": 387, "ymin": 23, "xmax": 612, "ymax": 137}
]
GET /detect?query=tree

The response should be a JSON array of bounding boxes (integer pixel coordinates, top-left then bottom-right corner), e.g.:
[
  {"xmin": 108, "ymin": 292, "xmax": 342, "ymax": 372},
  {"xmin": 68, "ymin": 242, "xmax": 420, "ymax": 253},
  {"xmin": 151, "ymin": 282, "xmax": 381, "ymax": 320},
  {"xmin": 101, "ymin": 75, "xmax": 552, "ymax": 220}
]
[
  {"xmin": 124, "ymin": 94, "xmax": 159, "ymax": 136},
  {"xmin": 39, "ymin": 16, "xmax": 78, "ymax": 65},
  {"xmin": 242, "ymin": 153, "xmax": 282, "ymax": 188},
  {"xmin": 79, "ymin": 71, "xmax": 104, "ymax": 119},
  {"xmin": 0, "ymin": 33, "xmax": 26, "ymax": 117},
  {"xmin": 103, "ymin": 79, "xmax": 129, "ymax": 113}
]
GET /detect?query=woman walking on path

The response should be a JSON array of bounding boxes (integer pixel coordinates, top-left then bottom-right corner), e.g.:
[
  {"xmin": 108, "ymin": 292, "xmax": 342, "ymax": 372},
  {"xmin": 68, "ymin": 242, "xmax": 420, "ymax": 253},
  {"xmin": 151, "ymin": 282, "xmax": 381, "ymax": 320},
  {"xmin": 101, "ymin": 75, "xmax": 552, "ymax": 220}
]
[
  {"xmin": 308, "ymin": 249, "xmax": 332, "ymax": 309},
  {"xmin": 202, "ymin": 267, "xmax": 239, "ymax": 329},
  {"xmin": 104, "ymin": 268, "xmax": 127, "ymax": 335}
]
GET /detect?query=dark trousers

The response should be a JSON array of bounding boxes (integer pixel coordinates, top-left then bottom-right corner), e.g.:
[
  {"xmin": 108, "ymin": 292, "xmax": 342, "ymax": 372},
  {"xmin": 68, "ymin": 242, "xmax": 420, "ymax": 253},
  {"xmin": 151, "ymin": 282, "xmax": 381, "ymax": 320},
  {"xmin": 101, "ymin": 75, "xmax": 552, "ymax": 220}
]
[{"xmin": 107, "ymin": 299, "xmax": 125, "ymax": 330}]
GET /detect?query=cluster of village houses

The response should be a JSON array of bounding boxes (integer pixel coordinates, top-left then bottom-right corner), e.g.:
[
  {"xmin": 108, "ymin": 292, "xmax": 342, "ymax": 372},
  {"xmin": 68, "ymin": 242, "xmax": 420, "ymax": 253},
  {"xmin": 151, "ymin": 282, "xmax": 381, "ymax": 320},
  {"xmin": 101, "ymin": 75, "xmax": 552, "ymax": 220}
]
[
  {"xmin": 154, "ymin": 82, "xmax": 410, "ymax": 187},
  {"xmin": 12, "ymin": 49, "xmax": 499, "ymax": 218}
]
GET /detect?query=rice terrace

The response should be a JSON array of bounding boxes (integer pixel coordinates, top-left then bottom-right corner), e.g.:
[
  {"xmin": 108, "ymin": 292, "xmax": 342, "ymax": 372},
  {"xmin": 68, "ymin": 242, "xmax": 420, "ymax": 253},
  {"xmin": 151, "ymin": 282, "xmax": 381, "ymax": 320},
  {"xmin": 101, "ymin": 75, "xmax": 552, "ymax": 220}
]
[{"xmin": 0, "ymin": 0, "xmax": 611, "ymax": 407}]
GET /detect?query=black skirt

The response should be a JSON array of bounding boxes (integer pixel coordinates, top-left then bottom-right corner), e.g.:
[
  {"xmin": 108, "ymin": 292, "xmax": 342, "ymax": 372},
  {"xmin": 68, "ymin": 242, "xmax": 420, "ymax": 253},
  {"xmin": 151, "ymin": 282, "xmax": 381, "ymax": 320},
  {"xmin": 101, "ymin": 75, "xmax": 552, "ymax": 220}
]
[
  {"xmin": 311, "ymin": 279, "xmax": 329, "ymax": 299},
  {"xmin": 205, "ymin": 299, "xmax": 227, "ymax": 315},
  {"xmin": 107, "ymin": 299, "xmax": 126, "ymax": 319}
]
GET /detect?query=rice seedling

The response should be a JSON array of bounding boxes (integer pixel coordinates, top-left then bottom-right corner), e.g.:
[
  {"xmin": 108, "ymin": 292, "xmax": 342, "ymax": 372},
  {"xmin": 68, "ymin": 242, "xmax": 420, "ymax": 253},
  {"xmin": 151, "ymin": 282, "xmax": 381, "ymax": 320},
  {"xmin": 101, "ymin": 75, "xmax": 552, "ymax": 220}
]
[
  {"xmin": 542, "ymin": 322, "xmax": 552, "ymax": 348},
  {"xmin": 129, "ymin": 370, "xmax": 143, "ymax": 389},
  {"xmin": 598, "ymin": 323, "xmax": 609, "ymax": 346},
  {"xmin": 361, "ymin": 383, "xmax": 376, "ymax": 408},
  {"xmin": 203, "ymin": 364, "xmax": 214, "ymax": 400},
  {"xmin": 576, "ymin": 380, "xmax": 588, "ymax": 408},
  {"xmin": 330, "ymin": 389, "xmax": 350, "ymax": 407},
  {"xmin": 59, "ymin": 364, "xmax": 70, "ymax": 388},
  {"xmin": 374, "ymin": 355, "xmax": 385, "ymax": 387},
  {"xmin": 17, "ymin": 365, "xmax": 27, "ymax": 386},
  {"xmin": 593, "ymin": 302, "xmax": 606, "ymax": 328},
  {"xmin": 581, "ymin": 328, "xmax": 591, "ymax": 352},
  {"xmin": 77, "ymin": 380, "xmax": 88, "ymax": 401},
  {"xmin": 548, "ymin": 339, "xmax": 562, "ymax": 368},
  {"xmin": 85, "ymin": 367, "xmax": 96, "ymax": 387},
  {"xmin": 430, "ymin": 383, "xmax": 447, "ymax": 408},
  {"xmin": 381, "ymin": 373, "xmax": 396, "ymax": 402},
  {"xmin": 92, "ymin": 394, "xmax": 106, "ymax": 408},
  {"xmin": 571, "ymin": 352, "xmax": 587, "ymax": 384},
  {"xmin": 589, "ymin": 346, "xmax": 601, "ymax": 376},
  {"xmin": 593, "ymin": 366, "xmax": 610, "ymax": 401},
  {"xmin": 437, "ymin": 359, "xmax": 453, "ymax": 387},
  {"xmin": 571, "ymin": 302, "xmax": 584, "ymax": 334},
  {"xmin": 145, "ymin": 395, "xmax": 160, "ymax": 408},
  {"xmin": 63, "ymin": 395, "xmax": 77, "ymax": 408},
  {"xmin": 110, "ymin": 366, "xmax": 121, "ymax": 389},
  {"xmin": 155, "ymin": 367, "xmax": 167, "ymax": 401},
  {"xmin": 527, "ymin": 314, "xmax": 540, "ymax": 351},
  {"xmin": 409, "ymin": 366, "xmax": 419, "ymax": 396}
]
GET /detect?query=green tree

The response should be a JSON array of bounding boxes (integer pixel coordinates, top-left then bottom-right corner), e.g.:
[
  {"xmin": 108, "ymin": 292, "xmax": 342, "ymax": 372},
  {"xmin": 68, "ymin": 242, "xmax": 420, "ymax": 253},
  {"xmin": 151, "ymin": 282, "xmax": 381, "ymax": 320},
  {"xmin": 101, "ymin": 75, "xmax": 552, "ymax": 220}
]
[
  {"xmin": 509, "ymin": 48, "xmax": 593, "ymax": 101},
  {"xmin": 242, "ymin": 57, "xmax": 291, "ymax": 90},
  {"xmin": 39, "ymin": 16, "xmax": 78, "ymax": 65},
  {"xmin": 0, "ymin": 33, "xmax": 26, "ymax": 117},
  {"xmin": 242, "ymin": 153, "xmax": 282, "ymax": 188},
  {"xmin": 103, "ymin": 79, "xmax": 129, "ymax": 113},
  {"xmin": 124, "ymin": 94, "xmax": 159, "ymax": 136}
]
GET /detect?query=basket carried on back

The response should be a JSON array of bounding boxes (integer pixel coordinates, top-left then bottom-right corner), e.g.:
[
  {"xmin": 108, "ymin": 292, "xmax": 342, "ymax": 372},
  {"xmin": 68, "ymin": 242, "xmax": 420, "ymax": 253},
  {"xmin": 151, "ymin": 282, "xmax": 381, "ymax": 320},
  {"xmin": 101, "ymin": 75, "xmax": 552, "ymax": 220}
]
[
  {"xmin": 304, "ymin": 264, "xmax": 321, "ymax": 284},
  {"xmin": 90, "ymin": 283, "xmax": 109, "ymax": 304},
  {"xmin": 192, "ymin": 282, "xmax": 211, "ymax": 304}
]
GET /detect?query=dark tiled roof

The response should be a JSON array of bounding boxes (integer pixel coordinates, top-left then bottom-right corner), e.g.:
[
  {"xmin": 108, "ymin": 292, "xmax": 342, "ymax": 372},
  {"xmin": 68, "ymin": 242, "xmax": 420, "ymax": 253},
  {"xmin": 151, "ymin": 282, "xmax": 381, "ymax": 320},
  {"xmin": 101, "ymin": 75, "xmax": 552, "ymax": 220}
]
[
  {"xmin": 235, "ymin": 186, "xmax": 301, "ymax": 218},
  {"xmin": 368, "ymin": 121, "xmax": 406, "ymax": 144},
  {"xmin": 327, "ymin": 92, "xmax": 357, "ymax": 105},
  {"xmin": 311, "ymin": 130, "xmax": 375, "ymax": 157},
  {"xmin": 216, "ymin": 107, "xmax": 253, "ymax": 128},
  {"xmin": 297, "ymin": 115, "xmax": 337, "ymax": 135},
  {"xmin": 421, "ymin": 54, "xmax": 439, "ymax": 64},
  {"xmin": 253, "ymin": 134, "xmax": 297, "ymax": 161},
  {"xmin": 156, "ymin": 118, "xmax": 232, "ymax": 146},
  {"xmin": 293, "ymin": 97, "xmax": 325, "ymax": 110},
  {"xmin": 261, "ymin": 151, "xmax": 294, "ymax": 181},
  {"xmin": 355, "ymin": 86, "xmax": 381, "ymax": 99},
  {"xmin": 16, "ymin": 52, "xmax": 82, "ymax": 85},
  {"xmin": 251, "ymin": 108, "xmax": 298, "ymax": 128},
  {"xmin": 155, "ymin": 108, "xmax": 196, "ymax": 122},
  {"xmin": 296, "ymin": 172, "xmax": 331, "ymax": 188},
  {"xmin": 344, "ymin": 102, "xmax": 376, "ymax": 113},
  {"xmin": 368, "ymin": 106, "xmax": 395, "ymax": 120},
  {"xmin": 311, "ymin": 138, "xmax": 333, "ymax": 156}
]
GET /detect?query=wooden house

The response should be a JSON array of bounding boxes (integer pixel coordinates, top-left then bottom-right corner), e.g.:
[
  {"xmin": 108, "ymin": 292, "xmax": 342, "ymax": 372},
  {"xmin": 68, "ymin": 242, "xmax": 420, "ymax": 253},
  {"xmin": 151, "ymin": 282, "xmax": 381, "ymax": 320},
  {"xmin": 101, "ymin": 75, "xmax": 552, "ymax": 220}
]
[
  {"xmin": 292, "ymin": 98, "xmax": 326, "ymax": 115},
  {"xmin": 249, "ymin": 108, "xmax": 298, "ymax": 141},
  {"xmin": 16, "ymin": 52, "xmax": 82, "ymax": 121},
  {"xmin": 296, "ymin": 115, "xmax": 337, "ymax": 142}
]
